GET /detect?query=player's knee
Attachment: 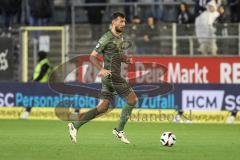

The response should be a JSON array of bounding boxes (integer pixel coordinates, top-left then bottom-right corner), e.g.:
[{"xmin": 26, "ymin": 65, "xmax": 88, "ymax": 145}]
[
  {"xmin": 97, "ymin": 105, "xmax": 109, "ymax": 113},
  {"xmin": 127, "ymin": 97, "xmax": 138, "ymax": 107},
  {"xmin": 97, "ymin": 100, "xmax": 110, "ymax": 113}
]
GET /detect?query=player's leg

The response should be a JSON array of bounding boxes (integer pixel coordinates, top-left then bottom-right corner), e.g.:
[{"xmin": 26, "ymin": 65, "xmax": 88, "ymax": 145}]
[
  {"xmin": 73, "ymin": 99, "xmax": 111, "ymax": 129},
  {"xmin": 71, "ymin": 80, "xmax": 114, "ymax": 131},
  {"xmin": 117, "ymin": 91, "xmax": 138, "ymax": 131},
  {"xmin": 113, "ymin": 90, "xmax": 138, "ymax": 144},
  {"xmin": 112, "ymin": 79, "xmax": 138, "ymax": 131},
  {"xmin": 111, "ymin": 78, "xmax": 138, "ymax": 143},
  {"xmin": 68, "ymin": 98, "xmax": 111, "ymax": 143}
]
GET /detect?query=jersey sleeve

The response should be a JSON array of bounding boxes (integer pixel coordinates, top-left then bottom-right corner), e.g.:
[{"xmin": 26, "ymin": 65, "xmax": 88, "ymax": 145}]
[{"xmin": 94, "ymin": 35, "xmax": 108, "ymax": 54}]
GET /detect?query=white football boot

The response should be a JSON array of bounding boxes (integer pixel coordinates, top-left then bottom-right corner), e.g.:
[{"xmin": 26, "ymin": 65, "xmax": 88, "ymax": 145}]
[
  {"xmin": 112, "ymin": 128, "xmax": 130, "ymax": 144},
  {"xmin": 68, "ymin": 123, "xmax": 77, "ymax": 144}
]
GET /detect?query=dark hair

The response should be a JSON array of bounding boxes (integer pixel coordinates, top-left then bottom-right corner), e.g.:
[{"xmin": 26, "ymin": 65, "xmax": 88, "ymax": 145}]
[
  {"xmin": 111, "ymin": 12, "xmax": 125, "ymax": 21},
  {"xmin": 179, "ymin": 2, "xmax": 188, "ymax": 12},
  {"xmin": 132, "ymin": 15, "xmax": 140, "ymax": 20},
  {"xmin": 38, "ymin": 51, "xmax": 47, "ymax": 59}
]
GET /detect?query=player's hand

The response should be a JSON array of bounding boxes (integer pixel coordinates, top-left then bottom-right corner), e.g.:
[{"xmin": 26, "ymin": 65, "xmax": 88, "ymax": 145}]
[{"xmin": 99, "ymin": 68, "xmax": 112, "ymax": 77}]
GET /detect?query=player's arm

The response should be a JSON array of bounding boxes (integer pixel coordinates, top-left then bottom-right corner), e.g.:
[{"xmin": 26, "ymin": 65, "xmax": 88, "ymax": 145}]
[{"xmin": 89, "ymin": 50, "xmax": 111, "ymax": 77}]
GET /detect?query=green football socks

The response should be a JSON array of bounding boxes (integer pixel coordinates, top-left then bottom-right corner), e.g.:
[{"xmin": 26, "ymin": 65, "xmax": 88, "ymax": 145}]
[
  {"xmin": 73, "ymin": 108, "xmax": 101, "ymax": 130},
  {"xmin": 117, "ymin": 104, "xmax": 134, "ymax": 131},
  {"xmin": 73, "ymin": 104, "xmax": 135, "ymax": 131}
]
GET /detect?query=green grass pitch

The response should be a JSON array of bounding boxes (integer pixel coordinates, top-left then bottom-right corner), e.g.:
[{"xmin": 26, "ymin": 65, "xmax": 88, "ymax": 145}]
[{"xmin": 0, "ymin": 120, "xmax": 239, "ymax": 160}]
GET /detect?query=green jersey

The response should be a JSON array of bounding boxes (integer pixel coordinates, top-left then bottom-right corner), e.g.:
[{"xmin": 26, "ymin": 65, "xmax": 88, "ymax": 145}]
[
  {"xmin": 94, "ymin": 30, "xmax": 133, "ymax": 101},
  {"xmin": 94, "ymin": 30, "xmax": 125, "ymax": 76}
]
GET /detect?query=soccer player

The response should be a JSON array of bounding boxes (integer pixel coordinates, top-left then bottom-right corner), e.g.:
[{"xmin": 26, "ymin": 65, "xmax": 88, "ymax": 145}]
[{"xmin": 68, "ymin": 12, "xmax": 138, "ymax": 144}]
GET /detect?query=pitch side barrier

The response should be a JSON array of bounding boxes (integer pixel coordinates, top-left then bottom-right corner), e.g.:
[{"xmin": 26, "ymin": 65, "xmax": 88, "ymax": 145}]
[{"xmin": 0, "ymin": 83, "xmax": 239, "ymax": 123}]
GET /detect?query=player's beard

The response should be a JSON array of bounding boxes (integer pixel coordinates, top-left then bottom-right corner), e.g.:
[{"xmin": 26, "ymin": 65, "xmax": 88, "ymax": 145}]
[{"xmin": 115, "ymin": 26, "xmax": 125, "ymax": 33}]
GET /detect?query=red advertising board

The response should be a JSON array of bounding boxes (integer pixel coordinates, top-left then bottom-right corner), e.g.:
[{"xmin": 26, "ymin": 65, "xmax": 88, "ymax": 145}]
[{"xmin": 78, "ymin": 56, "xmax": 240, "ymax": 84}]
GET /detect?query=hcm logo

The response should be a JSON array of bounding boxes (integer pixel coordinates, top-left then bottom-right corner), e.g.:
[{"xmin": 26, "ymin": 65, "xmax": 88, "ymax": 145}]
[{"xmin": 182, "ymin": 90, "xmax": 224, "ymax": 111}]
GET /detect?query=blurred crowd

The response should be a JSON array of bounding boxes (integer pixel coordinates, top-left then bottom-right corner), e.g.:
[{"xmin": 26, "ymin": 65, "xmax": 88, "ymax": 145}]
[
  {"xmin": 122, "ymin": 0, "xmax": 239, "ymax": 55},
  {"xmin": 0, "ymin": 0, "xmax": 239, "ymax": 55},
  {"xmin": 0, "ymin": 0, "xmax": 239, "ymax": 30},
  {"xmin": 0, "ymin": 0, "xmax": 53, "ymax": 30}
]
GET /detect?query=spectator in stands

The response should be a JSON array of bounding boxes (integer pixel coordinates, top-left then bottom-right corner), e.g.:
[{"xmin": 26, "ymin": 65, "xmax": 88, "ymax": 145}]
[
  {"xmin": 129, "ymin": 16, "xmax": 143, "ymax": 54},
  {"xmin": 177, "ymin": 2, "xmax": 192, "ymax": 24},
  {"xmin": 21, "ymin": 51, "xmax": 52, "ymax": 119},
  {"xmin": 130, "ymin": 16, "xmax": 142, "ymax": 34},
  {"xmin": 228, "ymin": 0, "xmax": 240, "ymax": 23},
  {"xmin": 195, "ymin": 0, "xmax": 220, "ymax": 55},
  {"xmin": 217, "ymin": 5, "xmax": 226, "ymax": 23},
  {"xmin": 176, "ymin": 2, "xmax": 193, "ymax": 54},
  {"xmin": 85, "ymin": 0, "xmax": 106, "ymax": 40},
  {"xmin": 0, "ymin": 0, "xmax": 22, "ymax": 30},
  {"xmin": 216, "ymin": 6, "xmax": 228, "ymax": 54},
  {"xmin": 28, "ymin": 0, "xmax": 53, "ymax": 26},
  {"xmin": 195, "ymin": 0, "xmax": 222, "ymax": 19},
  {"xmin": 141, "ymin": 16, "xmax": 159, "ymax": 54}
]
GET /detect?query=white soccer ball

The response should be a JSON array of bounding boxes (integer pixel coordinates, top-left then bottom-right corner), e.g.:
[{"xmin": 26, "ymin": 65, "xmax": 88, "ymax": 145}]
[{"xmin": 160, "ymin": 132, "xmax": 176, "ymax": 147}]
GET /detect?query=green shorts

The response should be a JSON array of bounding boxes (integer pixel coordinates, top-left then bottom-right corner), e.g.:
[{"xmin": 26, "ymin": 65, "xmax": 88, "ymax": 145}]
[{"xmin": 99, "ymin": 75, "xmax": 133, "ymax": 102}]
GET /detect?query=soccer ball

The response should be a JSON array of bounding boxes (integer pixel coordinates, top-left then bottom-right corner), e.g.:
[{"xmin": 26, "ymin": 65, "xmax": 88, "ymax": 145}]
[{"xmin": 160, "ymin": 132, "xmax": 176, "ymax": 147}]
